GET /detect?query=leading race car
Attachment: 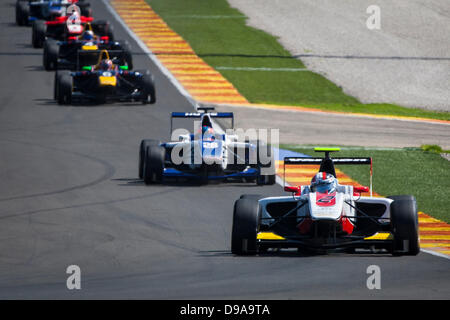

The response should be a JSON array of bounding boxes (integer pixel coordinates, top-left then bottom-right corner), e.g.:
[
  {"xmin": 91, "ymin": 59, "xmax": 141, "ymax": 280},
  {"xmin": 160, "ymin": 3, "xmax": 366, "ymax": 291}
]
[
  {"xmin": 30, "ymin": 3, "xmax": 114, "ymax": 48},
  {"xmin": 231, "ymin": 148, "xmax": 420, "ymax": 256},
  {"xmin": 54, "ymin": 49, "xmax": 155, "ymax": 104},
  {"xmin": 43, "ymin": 23, "xmax": 132, "ymax": 71},
  {"xmin": 16, "ymin": 0, "xmax": 92, "ymax": 27},
  {"xmin": 139, "ymin": 108, "xmax": 276, "ymax": 185}
]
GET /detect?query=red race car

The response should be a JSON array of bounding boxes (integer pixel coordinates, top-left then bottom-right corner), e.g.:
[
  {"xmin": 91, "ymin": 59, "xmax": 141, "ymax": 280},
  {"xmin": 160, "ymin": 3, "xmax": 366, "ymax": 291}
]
[{"xmin": 31, "ymin": 3, "xmax": 114, "ymax": 48}]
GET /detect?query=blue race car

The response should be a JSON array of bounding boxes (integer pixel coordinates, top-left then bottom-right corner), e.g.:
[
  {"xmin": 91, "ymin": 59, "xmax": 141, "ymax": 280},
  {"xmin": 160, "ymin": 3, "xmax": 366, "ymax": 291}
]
[{"xmin": 139, "ymin": 108, "xmax": 276, "ymax": 185}]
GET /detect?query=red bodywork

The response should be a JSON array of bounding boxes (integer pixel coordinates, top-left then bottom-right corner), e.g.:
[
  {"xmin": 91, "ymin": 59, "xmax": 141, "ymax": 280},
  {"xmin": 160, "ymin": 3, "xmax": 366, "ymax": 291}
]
[
  {"xmin": 45, "ymin": 15, "xmax": 93, "ymax": 26},
  {"xmin": 285, "ymin": 185, "xmax": 358, "ymax": 235}
]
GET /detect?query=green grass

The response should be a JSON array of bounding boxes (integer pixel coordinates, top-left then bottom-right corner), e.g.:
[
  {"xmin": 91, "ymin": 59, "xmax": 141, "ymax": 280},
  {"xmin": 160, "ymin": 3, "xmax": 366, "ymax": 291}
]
[
  {"xmin": 280, "ymin": 144, "xmax": 450, "ymax": 223},
  {"xmin": 146, "ymin": 0, "xmax": 449, "ymax": 121}
]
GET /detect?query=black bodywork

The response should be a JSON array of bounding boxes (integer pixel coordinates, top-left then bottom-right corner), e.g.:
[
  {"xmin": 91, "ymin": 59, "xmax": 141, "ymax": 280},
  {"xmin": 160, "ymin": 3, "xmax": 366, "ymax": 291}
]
[
  {"xmin": 55, "ymin": 68, "xmax": 156, "ymax": 104},
  {"xmin": 44, "ymin": 39, "xmax": 132, "ymax": 71}
]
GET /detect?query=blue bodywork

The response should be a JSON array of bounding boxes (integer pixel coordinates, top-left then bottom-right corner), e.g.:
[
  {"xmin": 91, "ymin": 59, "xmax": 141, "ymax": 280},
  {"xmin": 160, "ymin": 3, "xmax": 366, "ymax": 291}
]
[
  {"xmin": 28, "ymin": 1, "xmax": 64, "ymax": 22},
  {"xmin": 160, "ymin": 111, "xmax": 260, "ymax": 182},
  {"xmin": 162, "ymin": 167, "xmax": 259, "ymax": 181}
]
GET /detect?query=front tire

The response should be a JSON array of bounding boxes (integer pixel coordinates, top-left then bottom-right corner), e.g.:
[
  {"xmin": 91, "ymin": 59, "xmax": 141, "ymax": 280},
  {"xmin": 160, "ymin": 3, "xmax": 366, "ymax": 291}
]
[
  {"xmin": 16, "ymin": 1, "xmax": 29, "ymax": 26},
  {"xmin": 143, "ymin": 145, "xmax": 165, "ymax": 185},
  {"xmin": 32, "ymin": 20, "xmax": 46, "ymax": 48},
  {"xmin": 139, "ymin": 139, "xmax": 161, "ymax": 179},
  {"xmin": 390, "ymin": 196, "xmax": 420, "ymax": 256},
  {"xmin": 43, "ymin": 39, "xmax": 59, "ymax": 71},
  {"xmin": 231, "ymin": 198, "xmax": 260, "ymax": 255},
  {"xmin": 57, "ymin": 73, "xmax": 72, "ymax": 105}
]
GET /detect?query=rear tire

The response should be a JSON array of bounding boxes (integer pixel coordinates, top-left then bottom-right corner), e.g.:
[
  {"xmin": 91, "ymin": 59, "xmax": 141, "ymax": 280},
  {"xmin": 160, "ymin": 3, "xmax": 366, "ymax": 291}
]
[
  {"xmin": 231, "ymin": 198, "xmax": 260, "ymax": 255},
  {"xmin": 79, "ymin": 3, "xmax": 92, "ymax": 17},
  {"xmin": 139, "ymin": 139, "xmax": 160, "ymax": 179},
  {"xmin": 390, "ymin": 196, "xmax": 420, "ymax": 256},
  {"xmin": 118, "ymin": 40, "xmax": 133, "ymax": 70},
  {"xmin": 143, "ymin": 145, "xmax": 165, "ymax": 185},
  {"xmin": 255, "ymin": 140, "xmax": 276, "ymax": 185}
]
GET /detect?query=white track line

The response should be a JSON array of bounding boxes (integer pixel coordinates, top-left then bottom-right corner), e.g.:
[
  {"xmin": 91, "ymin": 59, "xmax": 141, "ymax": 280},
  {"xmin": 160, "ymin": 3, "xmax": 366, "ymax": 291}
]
[
  {"xmin": 420, "ymin": 249, "xmax": 450, "ymax": 260},
  {"xmin": 215, "ymin": 66, "xmax": 310, "ymax": 72},
  {"xmin": 164, "ymin": 15, "xmax": 246, "ymax": 19},
  {"xmin": 100, "ymin": 0, "xmax": 197, "ymax": 109}
]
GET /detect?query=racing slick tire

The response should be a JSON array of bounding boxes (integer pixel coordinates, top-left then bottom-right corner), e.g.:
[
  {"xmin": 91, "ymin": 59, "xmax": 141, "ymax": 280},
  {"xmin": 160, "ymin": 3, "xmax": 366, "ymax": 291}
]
[
  {"xmin": 115, "ymin": 40, "xmax": 133, "ymax": 70},
  {"xmin": 32, "ymin": 20, "xmax": 46, "ymax": 48},
  {"xmin": 256, "ymin": 174, "xmax": 276, "ymax": 185},
  {"xmin": 57, "ymin": 73, "xmax": 72, "ymax": 105},
  {"xmin": 139, "ymin": 139, "xmax": 161, "ymax": 179},
  {"xmin": 54, "ymin": 70, "xmax": 70, "ymax": 100},
  {"xmin": 143, "ymin": 145, "xmax": 165, "ymax": 185},
  {"xmin": 255, "ymin": 140, "xmax": 276, "ymax": 185},
  {"xmin": 239, "ymin": 194, "xmax": 263, "ymax": 200},
  {"xmin": 43, "ymin": 39, "xmax": 59, "ymax": 71},
  {"xmin": 78, "ymin": 3, "xmax": 93, "ymax": 17},
  {"xmin": 92, "ymin": 20, "xmax": 115, "ymax": 42},
  {"xmin": 139, "ymin": 70, "xmax": 156, "ymax": 104},
  {"xmin": 231, "ymin": 198, "xmax": 260, "ymax": 255},
  {"xmin": 16, "ymin": 0, "xmax": 29, "ymax": 26},
  {"xmin": 389, "ymin": 196, "xmax": 420, "ymax": 256}
]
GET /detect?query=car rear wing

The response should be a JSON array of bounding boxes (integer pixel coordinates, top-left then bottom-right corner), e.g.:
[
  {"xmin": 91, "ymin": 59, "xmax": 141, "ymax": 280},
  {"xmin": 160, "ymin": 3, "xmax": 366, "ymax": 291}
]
[
  {"xmin": 170, "ymin": 110, "xmax": 234, "ymax": 133},
  {"xmin": 283, "ymin": 156, "xmax": 373, "ymax": 196}
]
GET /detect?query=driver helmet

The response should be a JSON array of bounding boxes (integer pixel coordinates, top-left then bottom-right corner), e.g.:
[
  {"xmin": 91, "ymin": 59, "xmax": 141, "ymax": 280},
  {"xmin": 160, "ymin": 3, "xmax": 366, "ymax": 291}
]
[
  {"xmin": 202, "ymin": 125, "xmax": 214, "ymax": 136},
  {"xmin": 100, "ymin": 59, "xmax": 113, "ymax": 71},
  {"xmin": 67, "ymin": 9, "xmax": 80, "ymax": 23},
  {"xmin": 83, "ymin": 30, "xmax": 94, "ymax": 41},
  {"xmin": 310, "ymin": 172, "xmax": 337, "ymax": 193}
]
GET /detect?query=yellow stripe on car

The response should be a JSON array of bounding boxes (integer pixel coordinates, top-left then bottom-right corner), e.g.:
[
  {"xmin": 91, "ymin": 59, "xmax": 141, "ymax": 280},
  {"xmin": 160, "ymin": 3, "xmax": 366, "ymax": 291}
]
[
  {"xmin": 364, "ymin": 232, "xmax": 393, "ymax": 240},
  {"xmin": 257, "ymin": 232, "xmax": 286, "ymax": 240},
  {"xmin": 99, "ymin": 76, "xmax": 117, "ymax": 86},
  {"xmin": 82, "ymin": 45, "xmax": 99, "ymax": 50}
]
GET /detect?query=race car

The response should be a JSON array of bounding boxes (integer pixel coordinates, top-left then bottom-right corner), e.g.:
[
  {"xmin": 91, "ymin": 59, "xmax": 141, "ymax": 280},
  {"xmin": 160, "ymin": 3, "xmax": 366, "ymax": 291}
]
[
  {"xmin": 16, "ymin": 0, "xmax": 91, "ymax": 26},
  {"xmin": 54, "ymin": 50, "xmax": 155, "ymax": 104},
  {"xmin": 139, "ymin": 108, "xmax": 276, "ymax": 185},
  {"xmin": 30, "ymin": 3, "xmax": 113, "ymax": 48},
  {"xmin": 231, "ymin": 148, "xmax": 420, "ymax": 256},
  {"xmin": 43, "ymin": 24, "xmax": 132, "ymax": 71}
]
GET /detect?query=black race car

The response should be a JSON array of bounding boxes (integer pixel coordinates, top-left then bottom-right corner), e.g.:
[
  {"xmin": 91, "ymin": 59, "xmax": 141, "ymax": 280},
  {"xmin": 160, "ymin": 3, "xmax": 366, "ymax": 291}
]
[
  {"xmin": 43, "ymin": 24, "xmax": 132, "ymax": 71},
  {"xmin": 54, "ymin": 50, "xmax": 156, "ymax": 105}
]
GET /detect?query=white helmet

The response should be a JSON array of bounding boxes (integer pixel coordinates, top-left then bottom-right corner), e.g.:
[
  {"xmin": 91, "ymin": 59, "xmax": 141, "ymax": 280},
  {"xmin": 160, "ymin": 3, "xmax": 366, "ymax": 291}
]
[{"xmin": 310, "ymin": 172, "xmax": 337, "ymax": 193}]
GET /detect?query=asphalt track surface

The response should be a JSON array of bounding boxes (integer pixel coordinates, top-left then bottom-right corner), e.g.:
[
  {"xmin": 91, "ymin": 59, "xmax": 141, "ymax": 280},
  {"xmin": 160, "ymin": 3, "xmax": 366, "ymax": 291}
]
[
  {"xmin": 216, "ymin": 104, "xmax": 450, "ymax": 149},
  {"xmin": 0, "ymin": 0, "xmax": 449, "ymax": 299}
]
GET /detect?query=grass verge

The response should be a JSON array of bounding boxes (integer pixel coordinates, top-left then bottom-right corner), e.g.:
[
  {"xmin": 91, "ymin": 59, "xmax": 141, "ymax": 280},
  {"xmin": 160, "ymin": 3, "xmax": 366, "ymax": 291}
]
[
  {"xmin": 147, "ymin": 0, "xmax": 449, "ymax": 121},
  {"xmin": 280, "ymin": 144, "xmax": 450, "ymax": 223}
]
